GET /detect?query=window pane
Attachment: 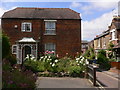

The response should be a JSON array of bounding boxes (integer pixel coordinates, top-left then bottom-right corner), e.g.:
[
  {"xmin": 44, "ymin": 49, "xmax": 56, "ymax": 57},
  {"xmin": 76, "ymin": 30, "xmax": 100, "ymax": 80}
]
[
  {"xmin": 45, "ymin": 21, "xmax": 56, "ymax": 34},
  {"xmin": 45, "ymin": 43, "xmax": 55, "ymax": 52},
  {"xmin": 12, "ymin": 45, "xmax": 17, "ymax": 54},
  {"xmin": 22, "ymin": 22, "xmax": 31, "ymax": 32}
]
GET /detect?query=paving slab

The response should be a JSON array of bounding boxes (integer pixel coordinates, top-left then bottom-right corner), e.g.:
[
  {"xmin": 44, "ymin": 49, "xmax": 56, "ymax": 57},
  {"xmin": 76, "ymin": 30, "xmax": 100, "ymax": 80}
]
[
  {"xmin": 36, "ymin": 77, "xmax": 96, "ymax": 89},
  {"xmin": 96, "ymin": 71, "xmax": 119, "ymax": 88}
]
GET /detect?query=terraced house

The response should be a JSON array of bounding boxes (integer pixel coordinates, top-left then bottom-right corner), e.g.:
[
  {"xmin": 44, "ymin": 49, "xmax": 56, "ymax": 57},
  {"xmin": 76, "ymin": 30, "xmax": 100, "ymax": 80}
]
[{"xmin": 1, "ymin": 7, "xmax": 81, "ymax": 64}]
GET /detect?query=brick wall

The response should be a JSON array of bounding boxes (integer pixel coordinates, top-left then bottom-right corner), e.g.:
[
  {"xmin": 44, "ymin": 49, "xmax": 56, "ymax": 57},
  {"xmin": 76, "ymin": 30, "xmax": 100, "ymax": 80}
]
[{"xmin": 2, "ymin": 19, "xmax": 81, "ymax": 58}]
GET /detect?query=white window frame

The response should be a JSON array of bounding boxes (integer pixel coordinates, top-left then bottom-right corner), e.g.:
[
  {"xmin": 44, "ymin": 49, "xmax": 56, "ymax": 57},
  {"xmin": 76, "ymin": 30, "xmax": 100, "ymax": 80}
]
[
  {"xmin": 21, "ymin": 22, "xmax": 32, "ymax": 32},
  {"xmin": 45, "ymin": 43, "xmax": 56, "ymax": 54},
  {"xmin": 12, "ymin": 45, "xmax": 17, "ymax": 54},
  {"xmin": 110, "ymin": 29, "xmax": 118, "ymax": 41},
  {"xmin": 44, "ymin": 20, "xmax": 56, "ymax": 35}
]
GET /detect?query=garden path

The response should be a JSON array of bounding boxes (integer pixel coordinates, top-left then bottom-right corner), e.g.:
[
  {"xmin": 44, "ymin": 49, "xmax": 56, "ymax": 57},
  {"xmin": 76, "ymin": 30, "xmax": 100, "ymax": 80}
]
[{"xmin": 36, "ymin": 77, "xmax": 96, "ymax": 89}]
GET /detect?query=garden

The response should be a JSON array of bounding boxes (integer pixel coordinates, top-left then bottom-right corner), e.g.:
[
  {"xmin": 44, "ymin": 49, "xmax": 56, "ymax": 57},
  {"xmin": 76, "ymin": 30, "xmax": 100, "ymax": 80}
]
[{"xmin": 23, "ymin": 53, "xmax": 89, "ymax": 77}]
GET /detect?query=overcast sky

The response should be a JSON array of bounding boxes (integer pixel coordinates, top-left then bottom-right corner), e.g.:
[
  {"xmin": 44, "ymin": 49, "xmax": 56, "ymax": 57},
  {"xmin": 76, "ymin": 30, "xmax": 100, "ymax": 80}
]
[{"xmin": 0, "ymin": 0, "xmax": 119, "ymax": 41}]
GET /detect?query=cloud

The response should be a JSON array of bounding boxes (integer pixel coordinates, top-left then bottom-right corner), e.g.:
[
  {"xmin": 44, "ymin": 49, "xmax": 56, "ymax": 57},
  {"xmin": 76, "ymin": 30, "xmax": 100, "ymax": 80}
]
[
  {"xmin": 0, "ymin": 8, "xmax": 6, "ymax": 25},
  {"xmin": 70, "ymin": 2, "xmax": 82, "ymax": 8},
  {"xmin": 82, "ymin": 10, "xmax": 116, "ymax": 41}
]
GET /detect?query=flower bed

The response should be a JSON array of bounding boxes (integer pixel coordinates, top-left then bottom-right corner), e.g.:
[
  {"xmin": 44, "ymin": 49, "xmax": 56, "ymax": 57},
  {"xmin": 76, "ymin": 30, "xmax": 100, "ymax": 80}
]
[{"xmin": 24, "ymin": 54, "xmax": 89, "ymax": 77}]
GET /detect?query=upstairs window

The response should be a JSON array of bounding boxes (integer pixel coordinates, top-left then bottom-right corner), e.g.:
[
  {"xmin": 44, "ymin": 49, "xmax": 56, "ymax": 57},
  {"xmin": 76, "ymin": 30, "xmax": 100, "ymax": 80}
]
[
  {"xmin": 44, "ymin": 20, "xmax": 56, "ymax": 35},
  {"xmin": 21, "ymin": 22, "xmax": 32, "ymax": 32}
]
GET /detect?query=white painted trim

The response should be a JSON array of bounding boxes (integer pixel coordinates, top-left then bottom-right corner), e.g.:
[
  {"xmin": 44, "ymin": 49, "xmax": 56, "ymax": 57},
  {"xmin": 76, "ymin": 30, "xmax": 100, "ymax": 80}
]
[
  {"xmin": 21, "ymin": 22, "xmax": 32, "ymax": 32},
  {"xmin": 12, "ymin": 45, "xmax": 17, "ymax": 54},
  {"xmin": 44, "ymin": 20, "xmax": 57, "ymax": 22},
  {"xmin": 110, "ymin": 29, "xmax": 115, "ymax": 32}
]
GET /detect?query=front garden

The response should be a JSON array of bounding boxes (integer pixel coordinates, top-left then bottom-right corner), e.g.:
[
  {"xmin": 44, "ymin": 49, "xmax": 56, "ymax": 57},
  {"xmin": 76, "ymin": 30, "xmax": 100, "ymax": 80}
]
[{"xmin": 23, "ymin": 53, "xmax": 88, "ymax": 77}]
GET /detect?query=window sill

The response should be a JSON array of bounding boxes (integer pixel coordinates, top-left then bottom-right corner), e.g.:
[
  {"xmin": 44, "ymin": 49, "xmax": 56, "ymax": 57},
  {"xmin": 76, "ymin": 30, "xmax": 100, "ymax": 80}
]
[
  {"xmin": 110, "ymin": 39, "xmax": 118, "ymax": 41},
  {"xmin": 44, "ymin": 33, "xmax": 56, "ymax": 35}
]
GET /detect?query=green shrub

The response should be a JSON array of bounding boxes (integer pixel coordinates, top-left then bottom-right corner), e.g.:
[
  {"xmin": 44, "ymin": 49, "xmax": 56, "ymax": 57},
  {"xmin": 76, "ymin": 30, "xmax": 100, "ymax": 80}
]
[
  {"xmin": 2, "ymin": 33, "xmax": 10, "ymax": 59},
  {"xmin": 97, "ymin": 50, "xmax": 111, "ymax": 70},
  {"xmin": 83, "ymin": 47, "xmax": 95, "ymax": 59},
  {"xmin": 2, "ymin": 60, "xmax": 37, "ymax": 88},
  {"xmin": 6, "ymin": 55, "xmax": 17, "ymax": 66}
]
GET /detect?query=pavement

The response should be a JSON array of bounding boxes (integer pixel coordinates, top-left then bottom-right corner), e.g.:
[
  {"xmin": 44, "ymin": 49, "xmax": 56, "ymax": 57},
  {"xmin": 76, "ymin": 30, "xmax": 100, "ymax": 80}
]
[
  {"xmin": 96, "ymin": 69, "xmax": 120, "ymax": 89},
  {"xmin": 36, "ymin": 77, "xmax": 96, "ymax": 89}
]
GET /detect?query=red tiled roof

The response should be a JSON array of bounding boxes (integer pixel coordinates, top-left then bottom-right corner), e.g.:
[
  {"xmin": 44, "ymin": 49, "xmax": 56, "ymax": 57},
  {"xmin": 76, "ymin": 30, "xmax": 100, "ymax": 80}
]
[{"xmin": 2, "ymin": 7, "xmax": 81, "ymax": 19}]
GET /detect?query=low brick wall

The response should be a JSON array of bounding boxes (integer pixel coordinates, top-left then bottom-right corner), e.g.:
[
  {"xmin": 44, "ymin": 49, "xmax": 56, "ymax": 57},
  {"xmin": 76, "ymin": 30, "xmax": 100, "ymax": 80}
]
[{"xmin": 110, "ymin": 62, "xmax": 120, "ymax": 70}]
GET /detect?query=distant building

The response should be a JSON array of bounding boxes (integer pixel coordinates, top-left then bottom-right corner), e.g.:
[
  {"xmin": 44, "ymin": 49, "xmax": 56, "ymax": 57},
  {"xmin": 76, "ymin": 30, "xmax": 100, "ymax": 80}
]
[
  {"xmin": 81, "ymin": 40, "xmax": 89, "ymax": 54},
  {"xmin": 88, "ymin": 40, "xmax": 94, "ymax": 49},
  {"xmin": 94, "ymin": 29, "xmax": 110, "ymax": 53},
  {"xmin": 109, "ymin": 16, "xmax": 120, "ymax": 60},
  {"xmin": 91, "ymin": 16, "xmax": 120, "ymax": 60}
]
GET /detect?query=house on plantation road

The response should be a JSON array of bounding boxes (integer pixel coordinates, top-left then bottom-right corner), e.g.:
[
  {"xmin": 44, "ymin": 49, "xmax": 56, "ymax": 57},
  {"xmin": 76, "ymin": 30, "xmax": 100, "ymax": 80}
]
[
  {"xmin": 94, "ymin": 29, "xmax": 110, "ymax": 53},
  {"xmin": 109, "ymin": 16, "xmax": 120, "ymax": 60},
  {"xmin": 81, "ymin": 40, "xmax": 89, "ymax": 54},
  {"xmin": 1, "ymin": 7, "xmax": 81, "ymax": 64}
]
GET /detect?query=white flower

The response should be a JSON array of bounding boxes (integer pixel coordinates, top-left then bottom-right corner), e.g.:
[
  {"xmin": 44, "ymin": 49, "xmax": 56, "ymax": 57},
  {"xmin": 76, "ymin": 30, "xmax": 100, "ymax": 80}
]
[
  {"xmin": 41, "ymin": 57, "xmax": 43, "ymax": 59},
  {"xmin": 47, "ymin": 59, "xmax": 50, "ymax": 61},
  {"xmin": 50, "ymin": 62, "xmax": 52, "ymax": 65},
  {"xmin": 85, "ymin": 59, "xmax": 89, "ymax": 64},
  {"xmin": 55, "ymin": 59, "xmax": 58, "ymax": 63},
  {"xmin": 76, "ymin": 58, "xmax": 79, "ymax": 61},
  {"xmin": 80, "ymin": 56, "xmax": 82, "ymax": 59},
  {"xmin": 48, "ymin": 56, "xmax": 51, "ymax": 59},
  {"xmin": 79, "ymin": 61, "xmax": 82, "ymax": 63},
  {"xmin": 77, "ymin": 64, "xmax": 79, "ymax": 66},
  {"xmin": 52, "ymin": 63, "xmax": 55, "ymax": 67},
  {"xmin": 45, "ymin": 56, "xmax": 47, "ymax": 58},
  {"xmin": 50, "ymin": 59, "xmax": 52, "ymax": 61},
  {"xmin": 76, "ymin": 60, "xmax": 79, "ymax": 63}
]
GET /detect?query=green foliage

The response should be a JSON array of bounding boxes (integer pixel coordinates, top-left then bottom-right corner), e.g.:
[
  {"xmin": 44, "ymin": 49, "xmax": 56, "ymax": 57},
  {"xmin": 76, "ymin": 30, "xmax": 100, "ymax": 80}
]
[
  {"xmin": 83, "ymin": 47, "xmax": 95, "ymax": 59},
  {"xmin": 97, "ymin": 50, "xmax": 111, "ymax": 70},
  {"xmin": 56, "ymin": 57, "xmax": 71, "ymax": 73},
  {"xmin": 24, "ymin": 55, "xmax": 86, "ymax": 77},
  {"xmin": 6, "ymin": 55, "xmax": 17, "ymax": 66},
  {"xmin": 2, "ymin": 60, "xmax": 37, "ymax": 88},
  {"xmin": 108, "ymin": 42, "xmax": 115, "ymax": 59},
  {"xmin": 2, "ymin": 33, "xmax": 11, "ymax": 59},
  {"xmin": 108, "ymin": 42, "xmax": 114, "ymax": 51}
]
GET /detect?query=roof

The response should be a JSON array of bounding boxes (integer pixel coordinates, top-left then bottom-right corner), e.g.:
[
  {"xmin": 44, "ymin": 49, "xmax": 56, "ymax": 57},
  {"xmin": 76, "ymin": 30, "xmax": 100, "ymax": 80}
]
[
  {"xmin": 18, "ymin": 37, "xmax": 36, "ymax": 42},
  {"xmin": 2, "ymin": 7, "xmax": 81, "ymax": 19},
  {"xmin": 94, "ymin": 30, "xmax": 109, "ymax": 40},
  {"xmin": 82, "ymin": 40, "xmax": 89, "ymax": 44}
]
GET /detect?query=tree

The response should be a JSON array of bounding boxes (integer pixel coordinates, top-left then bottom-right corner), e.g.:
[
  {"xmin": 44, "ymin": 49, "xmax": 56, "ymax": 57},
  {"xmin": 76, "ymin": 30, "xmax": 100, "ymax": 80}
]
[{"xmin": 2, "ymin": 33, "xmax": 10, "ymax": 59}]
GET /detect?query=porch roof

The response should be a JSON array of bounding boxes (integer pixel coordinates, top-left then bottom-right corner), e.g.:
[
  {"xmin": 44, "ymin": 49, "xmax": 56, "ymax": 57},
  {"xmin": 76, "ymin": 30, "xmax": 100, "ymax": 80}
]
[{"xmin": 17, "ymin": 37, "xmax": 37, "ymax": 43}]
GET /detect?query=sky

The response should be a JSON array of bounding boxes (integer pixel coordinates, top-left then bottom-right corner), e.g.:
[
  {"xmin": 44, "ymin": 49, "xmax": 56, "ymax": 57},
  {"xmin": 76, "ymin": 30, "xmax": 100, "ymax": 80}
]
[{"xmin": 0, "ymin": 0, "xmax": 119, "ymax": 41}]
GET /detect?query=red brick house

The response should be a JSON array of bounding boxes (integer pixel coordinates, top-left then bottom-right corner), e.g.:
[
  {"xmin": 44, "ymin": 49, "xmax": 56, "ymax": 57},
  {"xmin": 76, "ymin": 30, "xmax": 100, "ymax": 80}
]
[{"xmin": 1, "ymin": 7, "xmax": 81, "ymax": 64}]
